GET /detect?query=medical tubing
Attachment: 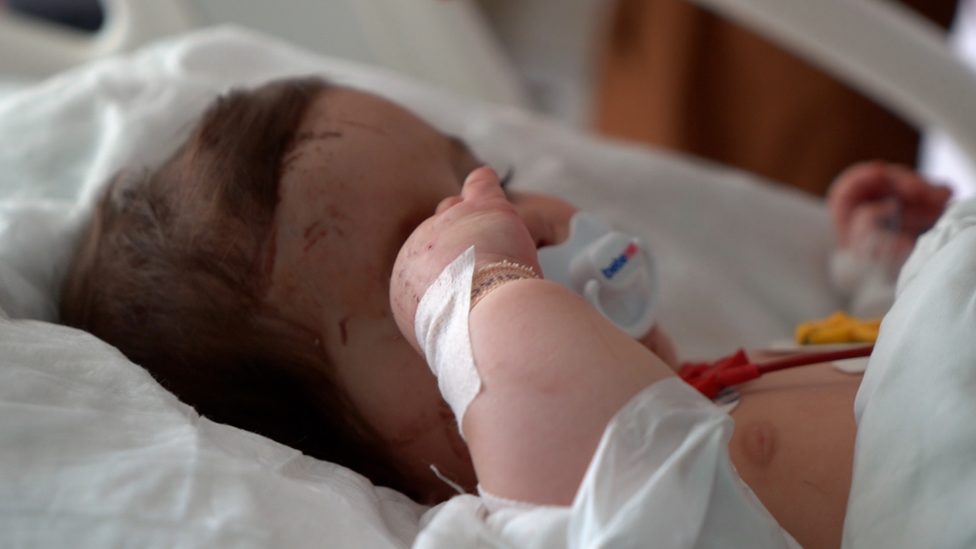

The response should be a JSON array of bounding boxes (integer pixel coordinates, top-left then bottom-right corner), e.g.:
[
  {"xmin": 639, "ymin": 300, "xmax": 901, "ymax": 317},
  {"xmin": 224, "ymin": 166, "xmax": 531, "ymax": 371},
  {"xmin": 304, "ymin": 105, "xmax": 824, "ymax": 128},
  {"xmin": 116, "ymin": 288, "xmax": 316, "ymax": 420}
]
[{"xmin": 756, "ymin": 345, "xmax": 874, "ymax": 375}]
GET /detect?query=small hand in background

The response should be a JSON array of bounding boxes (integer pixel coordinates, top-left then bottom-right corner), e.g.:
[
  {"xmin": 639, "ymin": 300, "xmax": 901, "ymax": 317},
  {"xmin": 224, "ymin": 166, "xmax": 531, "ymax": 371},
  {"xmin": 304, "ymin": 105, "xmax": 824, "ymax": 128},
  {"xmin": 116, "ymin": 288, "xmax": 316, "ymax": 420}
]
[
  {"xmin": 827, "ymin": 162, "xmax": 952, "ymax": 317},
  {"xmin": 390, "ymin": 166, "xmax": 541, "ymax": 352},
  {"xmin": 828, "ymin": 161, "xmax": 952, "ymax": 265}
]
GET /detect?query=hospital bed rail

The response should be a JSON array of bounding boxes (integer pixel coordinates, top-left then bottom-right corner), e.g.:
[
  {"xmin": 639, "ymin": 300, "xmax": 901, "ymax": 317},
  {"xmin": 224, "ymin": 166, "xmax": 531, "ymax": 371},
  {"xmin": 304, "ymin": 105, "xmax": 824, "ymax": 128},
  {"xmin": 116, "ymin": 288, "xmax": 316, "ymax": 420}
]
[{"xmin": 689, "ymin": 0, "xmax": 976, "ymax": 187}]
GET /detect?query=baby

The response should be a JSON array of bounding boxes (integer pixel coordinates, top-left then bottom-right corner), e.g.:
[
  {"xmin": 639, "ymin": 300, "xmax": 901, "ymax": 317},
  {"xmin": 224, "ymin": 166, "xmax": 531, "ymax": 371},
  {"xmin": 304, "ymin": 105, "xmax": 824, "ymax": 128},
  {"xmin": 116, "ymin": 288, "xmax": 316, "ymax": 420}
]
[{"xmin": 60, "ymin": 77, "xmax": 949, "ymax": 549}]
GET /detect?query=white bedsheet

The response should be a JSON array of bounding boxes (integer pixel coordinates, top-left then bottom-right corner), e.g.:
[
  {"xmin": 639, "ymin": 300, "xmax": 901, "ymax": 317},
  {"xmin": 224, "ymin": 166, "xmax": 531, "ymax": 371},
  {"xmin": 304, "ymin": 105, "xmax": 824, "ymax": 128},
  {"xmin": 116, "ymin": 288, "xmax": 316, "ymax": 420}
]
[{"xmin": 0, "ymin": 27, "xmax": 859, "ymax": 549}]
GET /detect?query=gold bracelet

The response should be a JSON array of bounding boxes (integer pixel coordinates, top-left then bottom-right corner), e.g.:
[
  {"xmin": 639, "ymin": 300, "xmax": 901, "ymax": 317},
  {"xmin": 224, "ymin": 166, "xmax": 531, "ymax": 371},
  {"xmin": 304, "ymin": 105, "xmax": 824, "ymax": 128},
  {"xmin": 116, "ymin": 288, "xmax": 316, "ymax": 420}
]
[{"xmin": 470, "ymin": 260, "xmax": 539, "ymax": 310}]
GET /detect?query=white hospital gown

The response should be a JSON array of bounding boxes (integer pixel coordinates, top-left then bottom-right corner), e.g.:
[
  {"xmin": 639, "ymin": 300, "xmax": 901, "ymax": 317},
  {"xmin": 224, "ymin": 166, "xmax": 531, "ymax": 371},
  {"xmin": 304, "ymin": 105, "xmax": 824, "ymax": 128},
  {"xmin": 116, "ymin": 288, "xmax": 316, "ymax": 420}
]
[
  {"xmin": 414, "ymin": 378, "xmax": 800, "ymax": 549},
  {"xmin": 843, "ymin": 198, "xmax": 976, "ymax": 548}
]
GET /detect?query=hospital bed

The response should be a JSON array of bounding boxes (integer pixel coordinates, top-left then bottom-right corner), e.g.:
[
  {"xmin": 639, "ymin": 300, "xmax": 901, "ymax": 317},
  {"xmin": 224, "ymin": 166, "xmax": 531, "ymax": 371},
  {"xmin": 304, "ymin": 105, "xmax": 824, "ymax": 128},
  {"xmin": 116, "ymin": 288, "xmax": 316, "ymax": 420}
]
[{"xmin": 2, "ymin": 1, "xmax": 976, "ymax": 548}]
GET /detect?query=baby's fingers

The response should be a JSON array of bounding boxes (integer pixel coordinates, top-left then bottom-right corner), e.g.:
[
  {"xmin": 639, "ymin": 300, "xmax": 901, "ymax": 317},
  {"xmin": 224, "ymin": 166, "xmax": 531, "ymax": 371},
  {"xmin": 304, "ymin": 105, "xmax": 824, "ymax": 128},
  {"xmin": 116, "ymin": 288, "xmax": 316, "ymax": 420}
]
[
  {"xmin": 892, "ymin": 172, "xmax": 952, "ymax": 235},
  {"xmin": 830, "ymin": 162, "xmax": 896, "ymax": 204},
  {"xmin": 432, "ymin": 167, "xmax": 506, "ymax": 217},
  {"xmin": 461, "ymin": 166, "xmax": 508, "ymax": 204},
  {"xmin": 829, "ymin": 162, "xmax": 896, "ymax": 233}
]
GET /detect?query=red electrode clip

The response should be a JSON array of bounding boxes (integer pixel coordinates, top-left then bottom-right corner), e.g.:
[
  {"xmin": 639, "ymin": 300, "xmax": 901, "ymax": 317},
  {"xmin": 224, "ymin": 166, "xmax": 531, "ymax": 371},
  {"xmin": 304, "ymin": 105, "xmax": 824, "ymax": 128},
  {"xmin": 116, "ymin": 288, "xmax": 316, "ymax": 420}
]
[{"xmin": 678, "ymin": 349, "xmax": 760, "ymax": 399}]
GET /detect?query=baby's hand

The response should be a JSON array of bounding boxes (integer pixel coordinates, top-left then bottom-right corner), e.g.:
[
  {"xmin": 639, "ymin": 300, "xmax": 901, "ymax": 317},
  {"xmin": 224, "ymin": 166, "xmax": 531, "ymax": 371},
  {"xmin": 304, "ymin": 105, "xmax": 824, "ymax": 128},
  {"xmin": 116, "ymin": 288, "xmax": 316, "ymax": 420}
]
[
  {"xmin": 390, "ymin": 166, "xmax": 541, "ymax": 352},
  {"xmin": 827, "ymin": 162, "xmax": 951, "ymax": 262}
]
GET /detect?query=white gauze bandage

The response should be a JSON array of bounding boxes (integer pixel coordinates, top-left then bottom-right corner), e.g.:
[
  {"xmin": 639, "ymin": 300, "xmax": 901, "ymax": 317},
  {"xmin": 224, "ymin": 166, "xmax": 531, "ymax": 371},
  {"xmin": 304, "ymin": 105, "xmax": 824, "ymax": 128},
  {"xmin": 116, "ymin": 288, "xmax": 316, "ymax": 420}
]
[{"xmin": 415, "ymin": 246, "xmax": 480, "ymax": 435}]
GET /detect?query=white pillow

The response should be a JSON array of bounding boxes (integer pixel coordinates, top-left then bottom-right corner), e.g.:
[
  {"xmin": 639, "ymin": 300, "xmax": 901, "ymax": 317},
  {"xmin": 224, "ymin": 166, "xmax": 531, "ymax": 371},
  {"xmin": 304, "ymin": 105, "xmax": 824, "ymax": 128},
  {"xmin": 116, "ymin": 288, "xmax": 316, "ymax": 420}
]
[
  {"xmin": 0, "ymin": 201, "xmax": 78, "ymax": 321},
  {"xmin": 0, "ymin": 314, "xmax": 425, "ymax": 548}
]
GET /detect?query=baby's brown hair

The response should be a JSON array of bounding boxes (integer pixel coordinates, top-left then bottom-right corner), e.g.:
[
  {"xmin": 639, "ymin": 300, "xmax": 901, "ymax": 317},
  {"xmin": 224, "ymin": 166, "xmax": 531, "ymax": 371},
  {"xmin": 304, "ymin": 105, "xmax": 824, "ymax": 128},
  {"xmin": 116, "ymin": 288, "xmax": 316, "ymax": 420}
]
[{"xmin": 60, "ymin": 77, "xmax": 412, "ymax": 497}]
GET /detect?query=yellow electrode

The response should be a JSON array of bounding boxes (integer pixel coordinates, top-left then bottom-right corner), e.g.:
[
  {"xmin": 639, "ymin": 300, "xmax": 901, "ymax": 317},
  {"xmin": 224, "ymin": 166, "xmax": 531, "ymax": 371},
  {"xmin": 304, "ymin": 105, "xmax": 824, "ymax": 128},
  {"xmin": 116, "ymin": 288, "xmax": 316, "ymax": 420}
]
[{"xmin": 795, "ymin": 311, "xmax": 881, "ymax": 345}]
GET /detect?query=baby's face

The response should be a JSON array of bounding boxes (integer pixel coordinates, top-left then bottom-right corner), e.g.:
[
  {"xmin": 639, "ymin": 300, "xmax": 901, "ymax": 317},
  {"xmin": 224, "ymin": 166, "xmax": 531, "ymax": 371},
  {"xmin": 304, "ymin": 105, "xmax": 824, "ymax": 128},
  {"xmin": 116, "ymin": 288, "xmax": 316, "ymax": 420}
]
[{"xmin": 263, "ymin": 87, "xmax": 577, "ymax": 500}]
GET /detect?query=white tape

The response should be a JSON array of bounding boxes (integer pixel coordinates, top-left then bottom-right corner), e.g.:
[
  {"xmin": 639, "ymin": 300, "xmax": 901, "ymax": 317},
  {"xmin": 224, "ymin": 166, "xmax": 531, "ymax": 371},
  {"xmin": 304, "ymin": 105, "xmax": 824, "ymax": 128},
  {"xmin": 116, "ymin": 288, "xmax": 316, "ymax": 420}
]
[{"xmin": 415, "ymin": 246, "xmax": 481, "ymax": 436}]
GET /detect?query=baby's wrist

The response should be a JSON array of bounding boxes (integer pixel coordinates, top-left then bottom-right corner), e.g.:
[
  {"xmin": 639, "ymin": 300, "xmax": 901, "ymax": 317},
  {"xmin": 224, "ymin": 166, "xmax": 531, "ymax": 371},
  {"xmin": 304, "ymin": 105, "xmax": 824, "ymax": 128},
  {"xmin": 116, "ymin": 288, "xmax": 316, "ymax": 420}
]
[{"xmin": 470, "ymin": 259, "xmax": 540, "ymax": 310}]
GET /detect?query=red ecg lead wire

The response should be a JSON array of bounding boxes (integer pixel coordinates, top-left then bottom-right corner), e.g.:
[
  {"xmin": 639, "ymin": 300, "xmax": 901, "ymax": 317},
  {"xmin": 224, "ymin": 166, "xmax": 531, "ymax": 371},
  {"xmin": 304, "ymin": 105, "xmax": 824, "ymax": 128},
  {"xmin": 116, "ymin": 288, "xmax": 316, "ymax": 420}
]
[{"xmin": 678, "ymin": 345, "xmax": 875, "ymax": 399}]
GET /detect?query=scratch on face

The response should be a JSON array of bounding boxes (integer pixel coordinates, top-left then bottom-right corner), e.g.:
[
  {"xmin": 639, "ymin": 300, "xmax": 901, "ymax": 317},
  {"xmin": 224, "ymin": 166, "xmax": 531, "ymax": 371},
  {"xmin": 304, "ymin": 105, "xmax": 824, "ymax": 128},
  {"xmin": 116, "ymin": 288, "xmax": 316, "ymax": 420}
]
[
  {"xmin": 338, "ymin": 119, "xmax": 385, "ymax": 134},
  {"xmin": 282, "ymin": 131, "xmax": 343, "ymax": 171},
  {"xmin": 303, "ymin": 220, "xmax": 330, "ymax": 252},
  {"xmin": 281, "ymin": 148, "xmax": 306, "ymax": 173},
  {"xmin": 262, "ymin": 228, "xmax": 277, "ymax": 276},
  {"xmin": 321, "ymin": 204, "xmax": 348, "ymax": 238},
  {"xmin": 339, "ymin": 316, "xmax": 350, "ymax": 346},
  {"xmin": 295, "ymin": 130, "xmax": 344, "ymax": 143},
  {"xmin": 803, "ymin": 479, "xmax": 830, "ymax": 497},
  {"xmin": 218, "ymin": 235, "xmax": 239, "ymax": 269}
]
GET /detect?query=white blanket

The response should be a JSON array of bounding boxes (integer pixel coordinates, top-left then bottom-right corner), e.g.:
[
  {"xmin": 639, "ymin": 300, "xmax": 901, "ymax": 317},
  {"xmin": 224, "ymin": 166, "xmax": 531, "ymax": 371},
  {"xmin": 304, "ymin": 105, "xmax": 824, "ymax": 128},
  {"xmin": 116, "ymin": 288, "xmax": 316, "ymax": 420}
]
[{"xmin": 0, "ymin": 26, "xmax": 900, "ymax": 549}]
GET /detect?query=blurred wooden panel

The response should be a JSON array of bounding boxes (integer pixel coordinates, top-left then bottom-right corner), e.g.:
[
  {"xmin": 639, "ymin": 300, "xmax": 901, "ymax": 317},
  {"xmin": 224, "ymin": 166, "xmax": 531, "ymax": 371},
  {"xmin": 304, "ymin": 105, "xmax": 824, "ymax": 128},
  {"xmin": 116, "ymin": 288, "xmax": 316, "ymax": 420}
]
[{"xmin": 595, "ymin": 0, "xmax": 959, "ymax": 196}]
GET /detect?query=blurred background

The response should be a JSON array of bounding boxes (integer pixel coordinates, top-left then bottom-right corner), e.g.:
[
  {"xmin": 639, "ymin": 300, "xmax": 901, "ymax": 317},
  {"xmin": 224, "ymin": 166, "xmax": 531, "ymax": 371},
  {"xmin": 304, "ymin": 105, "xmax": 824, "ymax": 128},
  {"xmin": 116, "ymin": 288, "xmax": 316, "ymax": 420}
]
[{"xmin": 0, "ymin": 0, "xmax": 972, "ymax": 198}]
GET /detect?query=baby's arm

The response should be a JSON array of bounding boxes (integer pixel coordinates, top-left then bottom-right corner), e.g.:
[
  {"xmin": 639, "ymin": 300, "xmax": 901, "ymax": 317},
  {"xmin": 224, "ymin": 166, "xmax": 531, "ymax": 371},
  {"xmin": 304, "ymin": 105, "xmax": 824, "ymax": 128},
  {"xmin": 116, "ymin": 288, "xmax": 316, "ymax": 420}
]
[{"xmin": 391, "ymin": 167, "xmax": 674, "ymax": 506}]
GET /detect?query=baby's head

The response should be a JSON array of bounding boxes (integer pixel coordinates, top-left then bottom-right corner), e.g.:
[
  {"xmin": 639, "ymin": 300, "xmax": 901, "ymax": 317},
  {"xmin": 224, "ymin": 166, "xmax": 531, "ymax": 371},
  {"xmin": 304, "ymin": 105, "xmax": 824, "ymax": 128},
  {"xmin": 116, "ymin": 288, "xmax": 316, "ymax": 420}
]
[{"xmin": 61, "ymin": 77, "xmax": 578, "ymax": 502}]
